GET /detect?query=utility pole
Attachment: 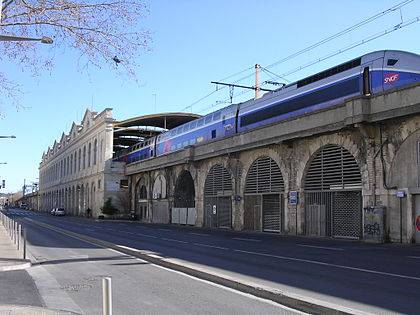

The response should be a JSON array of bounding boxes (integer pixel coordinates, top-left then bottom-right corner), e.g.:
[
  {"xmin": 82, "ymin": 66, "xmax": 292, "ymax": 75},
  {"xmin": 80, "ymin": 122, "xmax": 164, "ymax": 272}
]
[{"xmin": 255, "ymin": 64, "xmax": 261, "ymax": 100}]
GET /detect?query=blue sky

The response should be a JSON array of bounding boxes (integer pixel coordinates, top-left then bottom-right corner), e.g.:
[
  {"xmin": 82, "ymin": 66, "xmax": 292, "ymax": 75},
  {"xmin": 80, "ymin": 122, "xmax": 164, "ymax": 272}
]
[{"xmin": 0, "ymin": 0, "xmax": 419, "ymax": 192}]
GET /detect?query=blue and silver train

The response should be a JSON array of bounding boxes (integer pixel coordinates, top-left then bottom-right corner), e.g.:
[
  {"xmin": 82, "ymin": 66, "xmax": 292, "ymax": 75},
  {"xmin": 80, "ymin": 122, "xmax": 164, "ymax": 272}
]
[{"xmin": 116, "ymin": 50, "xmax": 420, "ymax": 164}]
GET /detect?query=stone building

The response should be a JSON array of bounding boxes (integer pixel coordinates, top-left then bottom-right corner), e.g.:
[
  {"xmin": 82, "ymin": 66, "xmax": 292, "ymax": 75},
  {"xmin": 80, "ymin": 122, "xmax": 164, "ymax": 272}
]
[{"xmin": 38, "ymin": 109, "xmax": 127, "ymax": 217}]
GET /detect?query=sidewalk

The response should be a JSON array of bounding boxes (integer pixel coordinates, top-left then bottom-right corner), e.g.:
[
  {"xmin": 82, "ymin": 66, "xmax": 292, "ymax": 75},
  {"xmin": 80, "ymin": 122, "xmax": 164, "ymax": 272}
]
[{"xmin": 0, "ymin": 224, "xmax": 31, "ymax": 271}]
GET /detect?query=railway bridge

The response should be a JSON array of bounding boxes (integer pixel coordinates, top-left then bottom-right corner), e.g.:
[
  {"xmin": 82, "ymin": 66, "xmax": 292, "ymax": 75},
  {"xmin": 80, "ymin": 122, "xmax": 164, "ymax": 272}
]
[{"xmin": 125, "ymin": 83, "xmax": 420, "ymax": 243}]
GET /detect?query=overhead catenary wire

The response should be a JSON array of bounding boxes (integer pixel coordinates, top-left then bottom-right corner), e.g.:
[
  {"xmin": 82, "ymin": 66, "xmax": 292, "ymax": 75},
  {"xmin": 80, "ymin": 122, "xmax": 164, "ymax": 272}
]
[
  {"xmin": 181, "ymin": 0, "xmax": 415, "ymax": 113},
  {"xmin": 194, "ymin": 15, "xmax": 420, "ymax": 115}
]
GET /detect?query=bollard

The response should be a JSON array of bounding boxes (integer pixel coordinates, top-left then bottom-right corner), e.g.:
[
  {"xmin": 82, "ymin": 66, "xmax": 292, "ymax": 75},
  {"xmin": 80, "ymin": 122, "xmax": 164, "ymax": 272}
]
[
  {"xmin": 102, "ymin": 277, "xmax": 112, "ymax": 315},
  {"xmin": 18, "ymin": 224, "xmax": 21, "ymax": 250},
  {"xmin": 23, "ymin": 229, "xmax": 27, "ymax": 260}
]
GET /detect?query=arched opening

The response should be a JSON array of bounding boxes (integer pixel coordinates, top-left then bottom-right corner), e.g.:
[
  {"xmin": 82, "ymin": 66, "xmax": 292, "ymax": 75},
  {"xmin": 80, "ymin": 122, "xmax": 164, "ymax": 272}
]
[
  {"xmin": 135, "ymin": 179, "xmax": 148, "ymax": 221},
  {"xmin": 303, "ymin": 144, "xmax": 362, "ymax": 238},
  {"xmin": 204, "ymin": 164, "xmax": 232, "ymax": 228},
  {"xmin": 173, "ymin": 171, "xmax": 196, "ymax": 225},
  {"xmin": 244, "ymin": 156, "xmax": 285, "ymax": 232}
]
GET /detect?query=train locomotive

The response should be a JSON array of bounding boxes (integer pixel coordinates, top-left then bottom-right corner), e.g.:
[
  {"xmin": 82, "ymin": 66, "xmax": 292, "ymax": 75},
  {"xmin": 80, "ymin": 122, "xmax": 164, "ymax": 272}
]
[{"xmin": 116, "ymin": 50, "xmax": 420, "ymax": 164}]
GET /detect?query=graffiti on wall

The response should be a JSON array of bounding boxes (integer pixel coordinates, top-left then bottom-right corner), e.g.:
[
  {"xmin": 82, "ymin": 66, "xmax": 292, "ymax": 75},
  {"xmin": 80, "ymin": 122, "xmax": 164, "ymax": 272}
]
[{"xmin": 363, "ymin": 206, "xmax": 385, "ymax": 242}]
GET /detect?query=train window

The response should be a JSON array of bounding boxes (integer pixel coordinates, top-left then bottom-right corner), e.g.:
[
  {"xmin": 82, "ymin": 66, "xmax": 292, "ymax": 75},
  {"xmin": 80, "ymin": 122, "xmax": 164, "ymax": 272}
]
[
  {"xmin": 363, "ymin": 67, "xmax": 371, "ymax": 96},
  {"xmin": 387, "ymin": 59, "xmax": 398, "ymax": 66},
  {"xmin": 197, "ymin": 118, "xmax": 204, "ymax": 127},
  {"xmin": 204, "ymin": 114, "xmax": 213, "ymax": 124},
  {"xmin": 170, "ymin": 130, "xmax": 175, "ymax": 137},
  {"xmin": 183, "ymin": 123, "xmax": 189, "ymax": 132},
  {"xmin": 222, "ymin": 115, "xmax": 226, "ymax": 124},
  {"xmin": 213, "ymin": 111, "xmax": 221, "ymax": 121},
  {"xmin": 190, "ymin": 120, "xmax": 197, "ymax": 129},
  {"xmin": 211, "ymin": 130, "xmax": 216, "ymax": 139}
]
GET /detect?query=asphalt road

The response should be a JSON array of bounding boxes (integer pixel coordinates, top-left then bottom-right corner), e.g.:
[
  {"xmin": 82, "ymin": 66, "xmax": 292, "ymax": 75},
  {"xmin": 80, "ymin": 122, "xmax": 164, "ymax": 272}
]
[
  {"xmin": 5, "ymin": 208, "xmax": 420, "ymax": 314},
  {"xmin": 4, "ymin": 208, "xmax": 304, "ymax": 315}
]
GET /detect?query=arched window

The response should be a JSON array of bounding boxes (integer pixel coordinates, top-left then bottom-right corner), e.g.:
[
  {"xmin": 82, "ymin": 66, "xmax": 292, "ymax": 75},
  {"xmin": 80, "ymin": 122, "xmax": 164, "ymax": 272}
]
[
  {"xmin": 100, "ymin": 139, "xmax": 104, "ymax": 163},
  {"xmin": 88, "ymin": 142, "xmax": 91, "ymax": 167},
  {"xmin": 78, "ymin": 148, "xmax": 81, "ymax": 171},
  {"xmin": 93, "ymin": 139, "xmax": 98, "ymax": 165},
  {"xmin": 70, "ymin": 154, "xmax": 73, "ymax": 175},
  {"xmin": 83, "ymin": 145, "xmax": 86, "ymax": 169}
]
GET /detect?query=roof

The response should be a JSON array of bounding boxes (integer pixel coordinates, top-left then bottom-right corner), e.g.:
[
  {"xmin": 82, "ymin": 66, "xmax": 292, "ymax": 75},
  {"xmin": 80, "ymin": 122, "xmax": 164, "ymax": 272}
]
[{"xmin": 114, "ymin": 112, "xmax": 201, "ymax": 129}]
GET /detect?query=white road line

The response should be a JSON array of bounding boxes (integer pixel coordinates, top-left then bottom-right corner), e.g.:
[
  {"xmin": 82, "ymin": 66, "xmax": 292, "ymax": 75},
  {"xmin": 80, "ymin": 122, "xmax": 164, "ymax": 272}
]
[
  {"xmin": 136, "ymin": 233, "xmax": 158, "ymax": 239},
  {"xmin": 189, "ymin": 232, "xmax": 211, "ymax": 237},
  {"xmin": 408, "ymin": 256, "xmax": 420, "ymax": 259},
  {"xmin": 193, "ymin": 243, "xmax": 228, "ymax": 250},
  {"xmin": 297, "ymin": 244, "xmax": 344, "ymax": 251},
  {"xmin": 158, "ymin": 228, "xmax": 171, "ymax": 232},
  {"xmin": 233, "ymin": 249, "xmax": 420, "ymax": 282},
  {"xmin": 161, "ymin": 237, "xmax": 188, "ymax": 244},
  {"xmin": 84, "ymin": 228, "xmax": 95, "ymax": 232},
  {"xmin": 232, "ymin": 237, "xmax": 261, "ymax": 242}
]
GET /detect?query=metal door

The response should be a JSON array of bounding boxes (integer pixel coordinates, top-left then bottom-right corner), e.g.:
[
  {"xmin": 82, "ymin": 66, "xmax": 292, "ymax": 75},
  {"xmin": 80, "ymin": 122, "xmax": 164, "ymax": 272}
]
[
  {"xmin": 262, "ymin": 194, "xmax": 281, "ymax": 232},
  {"xmin": 415, "ymin": 195, "xmax": 420, "ymax": 243},
  {"xmin": 304, "ymin": 145, "xmax": 362, "ymax": 238},
  {"xmin": 244, "ymin": 156, "xmax": 284, "ymax": 232},
  {"xmin": 332, "ymin": 191, "xmax": 362, "ymax": 239},
  {"xmin": 204, "ymin": 164, "xmax": 233, "ymax": 228}
]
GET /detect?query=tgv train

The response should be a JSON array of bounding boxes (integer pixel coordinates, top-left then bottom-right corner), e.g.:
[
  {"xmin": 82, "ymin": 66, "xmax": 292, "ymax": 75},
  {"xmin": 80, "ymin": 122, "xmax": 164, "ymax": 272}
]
[{"xmin": 116, "ymin": 50, "xmax": 420, "ymax": 164}]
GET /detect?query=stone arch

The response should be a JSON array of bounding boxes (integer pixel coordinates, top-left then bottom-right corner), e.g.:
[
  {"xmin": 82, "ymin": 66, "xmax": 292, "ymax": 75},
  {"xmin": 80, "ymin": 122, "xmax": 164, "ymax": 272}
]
[
  {"xmin": 302, "ymin": 144, "xmax": 363, "ymax": 239},
  {"xmin": 135, "ymin": 177, "xmax": 148, "ymax": 221},
  {"xmin": 152, "ymin": 174, "xmax": 167, "ymax": 200},
  {"xmin": 243, "ymin": 156, "xmax": 285, "ymax": 232},
  {"xmin": 203, "ymin": 163, "xmax": 233, "ymax": 228},
  {"xmin": 174, "ymin": 170, "xmax": 195, "ymax": 208}
]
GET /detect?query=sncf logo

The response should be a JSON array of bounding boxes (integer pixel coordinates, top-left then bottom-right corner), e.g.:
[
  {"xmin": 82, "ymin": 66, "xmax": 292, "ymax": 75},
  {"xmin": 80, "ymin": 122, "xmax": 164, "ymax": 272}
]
[{"xmin": 384, "ymin": 73, "xmax": 399, "ymax": 84}]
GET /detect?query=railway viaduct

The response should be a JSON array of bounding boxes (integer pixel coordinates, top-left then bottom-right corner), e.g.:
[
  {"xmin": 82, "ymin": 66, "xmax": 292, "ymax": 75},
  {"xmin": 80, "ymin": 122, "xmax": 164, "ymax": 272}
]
[{"xmin": 125, "ymin": 83, "xmax": 420, "ymax": 243}]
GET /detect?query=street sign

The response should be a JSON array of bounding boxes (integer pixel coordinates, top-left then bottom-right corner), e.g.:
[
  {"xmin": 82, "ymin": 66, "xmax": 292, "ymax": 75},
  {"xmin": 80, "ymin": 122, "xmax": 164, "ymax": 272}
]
[
  {"xmin": 396, "ymin": 190, "xmax": 406, "ymax": 198},
  {"xmin": 289, "ymin": 191, "xmax": 298, "ymax": 205}
]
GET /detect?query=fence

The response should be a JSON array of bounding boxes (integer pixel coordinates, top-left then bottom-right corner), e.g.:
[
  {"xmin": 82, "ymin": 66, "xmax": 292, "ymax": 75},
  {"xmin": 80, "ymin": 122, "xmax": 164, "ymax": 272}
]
[{"xmin": 0, "ymin": 211, "xmax": 27, "ymax": 259}]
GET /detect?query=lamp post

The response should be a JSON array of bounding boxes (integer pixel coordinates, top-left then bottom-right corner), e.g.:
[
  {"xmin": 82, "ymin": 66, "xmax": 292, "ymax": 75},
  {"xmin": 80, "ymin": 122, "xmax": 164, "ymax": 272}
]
[
  {"xmin": 0, "ymin": 35, "xmax": 53, "ymax": 44},
  {"xmin": 0, "ymin": 135, "xmax": 15, "ymax": 139}
]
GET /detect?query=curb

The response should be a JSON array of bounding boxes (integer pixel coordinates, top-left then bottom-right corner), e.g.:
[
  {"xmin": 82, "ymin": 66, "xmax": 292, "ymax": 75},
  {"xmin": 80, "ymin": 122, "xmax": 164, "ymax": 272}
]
[
  {"xmin": 0, "ymin": 260, "xmax": 32, "ymax": 272},
  {"xmin": 27, "ymin": 219, "xmax": 360, "ymax": 315},
  {"xmin": 0, "ymin": 304, "xmax": 80, "ymax": 314}
]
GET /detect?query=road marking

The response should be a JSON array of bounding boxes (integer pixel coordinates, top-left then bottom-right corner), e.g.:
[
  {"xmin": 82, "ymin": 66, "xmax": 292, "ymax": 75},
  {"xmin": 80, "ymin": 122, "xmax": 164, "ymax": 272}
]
[
  {"xmin": 161, "ymin": 237, "xmax": 188, "ymax": 244},
  {"xmin": 136, "ymin": 233, "xmax": 158, "ymax": 239},
  {"xmin": 233, "ymin": 249, "xmax": 420, "ymax": 281},
  {"xmin": 124, "ymin": 231, "xmax": 136, "ymax": 235},
  {"xmin": 84, "ymin": 228, "xmax": 95, "ymax": 232},
  {"xmin": 408, "ymin": 256, "xmax": 420, "ymax": 259},
  {"xmin": 297, "ymin": 244, "xmax": 344, "ymax": 251},
  {"xmin": 232, "ymin": 237, "xmax": 261, "ymax": 242},
  {"xmin": 116, "ymin": 245, "xmax": 140, "ymax": 252},
  {"xmin": 189, "ymin": 232, "xmax": 211, "ymax": 237},
  {"xmin": 158, "ymin": 228, "xmax": 171, "ymax": 232},
  {"xmin": 193, "ymin": 243, "xmax": 228, "ymax": 250}
]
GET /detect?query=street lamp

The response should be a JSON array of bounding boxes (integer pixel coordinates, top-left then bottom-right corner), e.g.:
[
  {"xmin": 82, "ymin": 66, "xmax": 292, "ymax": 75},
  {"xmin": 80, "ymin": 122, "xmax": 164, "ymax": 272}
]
[
  {"xmin": 0, "ymin": 35, "xmax": 53, "ymax": 44},
  {"xmin": 0, "ymin": 135, "xmax": 15, "ymax": 138}
]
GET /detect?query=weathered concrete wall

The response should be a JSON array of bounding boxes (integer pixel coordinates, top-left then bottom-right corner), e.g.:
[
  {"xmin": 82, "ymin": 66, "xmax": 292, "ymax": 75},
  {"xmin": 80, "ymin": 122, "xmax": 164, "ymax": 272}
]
[{"xmin": 126, "ymin": 83, "xmax": 420, "ymax": 243}]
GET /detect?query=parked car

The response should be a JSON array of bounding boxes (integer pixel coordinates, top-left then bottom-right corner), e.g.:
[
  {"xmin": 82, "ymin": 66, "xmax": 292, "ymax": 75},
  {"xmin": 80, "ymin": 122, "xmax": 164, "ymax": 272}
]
[
  {"xmin": 54, "ymin": 208, "xmax": 66, "ymax": 216},
  {"xmin": 50, "ymin": 208, "xmax": 56, "ymax": 215}
]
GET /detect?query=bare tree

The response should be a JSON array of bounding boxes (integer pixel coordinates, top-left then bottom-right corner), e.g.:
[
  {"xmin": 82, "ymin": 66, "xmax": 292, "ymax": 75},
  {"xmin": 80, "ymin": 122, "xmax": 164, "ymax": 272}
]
[{"xmin": 0, "ymin": 0, "xmax": 151, "ymax": 107}]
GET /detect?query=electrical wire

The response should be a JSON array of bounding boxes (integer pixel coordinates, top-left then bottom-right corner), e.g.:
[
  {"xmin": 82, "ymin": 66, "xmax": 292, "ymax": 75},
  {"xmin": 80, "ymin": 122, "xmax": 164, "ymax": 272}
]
[{"xmin": 181, "ymin": 0, "xmax": 416, "ymax": 114}]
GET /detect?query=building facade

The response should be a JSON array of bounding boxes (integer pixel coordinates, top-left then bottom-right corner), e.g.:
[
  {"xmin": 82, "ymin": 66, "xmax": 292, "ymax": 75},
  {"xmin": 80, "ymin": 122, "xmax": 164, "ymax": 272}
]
[
  {"xmin": 126, "ymin": 84, "xmax": 420, "ymax": 244},
  {"xmin": 38, "ymin": 109, "xmax": 127, "ymax": 217}
]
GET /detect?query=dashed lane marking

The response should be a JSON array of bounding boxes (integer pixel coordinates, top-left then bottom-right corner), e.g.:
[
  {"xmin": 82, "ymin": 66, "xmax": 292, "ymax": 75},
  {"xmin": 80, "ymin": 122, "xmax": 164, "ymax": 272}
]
[
  {"xmin": 136, "ymin": 233, "xmax": 158, "ymax": 239},
  {"xmin": 161, "ymin": 237, "xmax": 189, "ymax": 244},
  {"xmin": 158, "ymin": 228, "xmax": 171, "ymax": 232},
  {"xmin": 189, "ymin": 232, "xmax": 211, "ymax": 237},
  {"xmin": 233, "ymin": 249, "xmax": 420, "ymax": 282},
  {"xmin": 297, "ymin": 244, "xmax": 344, "ymax": 251},
  {"xmin": 193, "ymin": 243, "xmax": 228, "ymax": 250},
  {"xmin": 408, "ymin": 256, "xmax": 420, "ymax": 259},
  {"xmin": 232, "ymin": 237, "xmax": 261, "ymax": 242}
]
